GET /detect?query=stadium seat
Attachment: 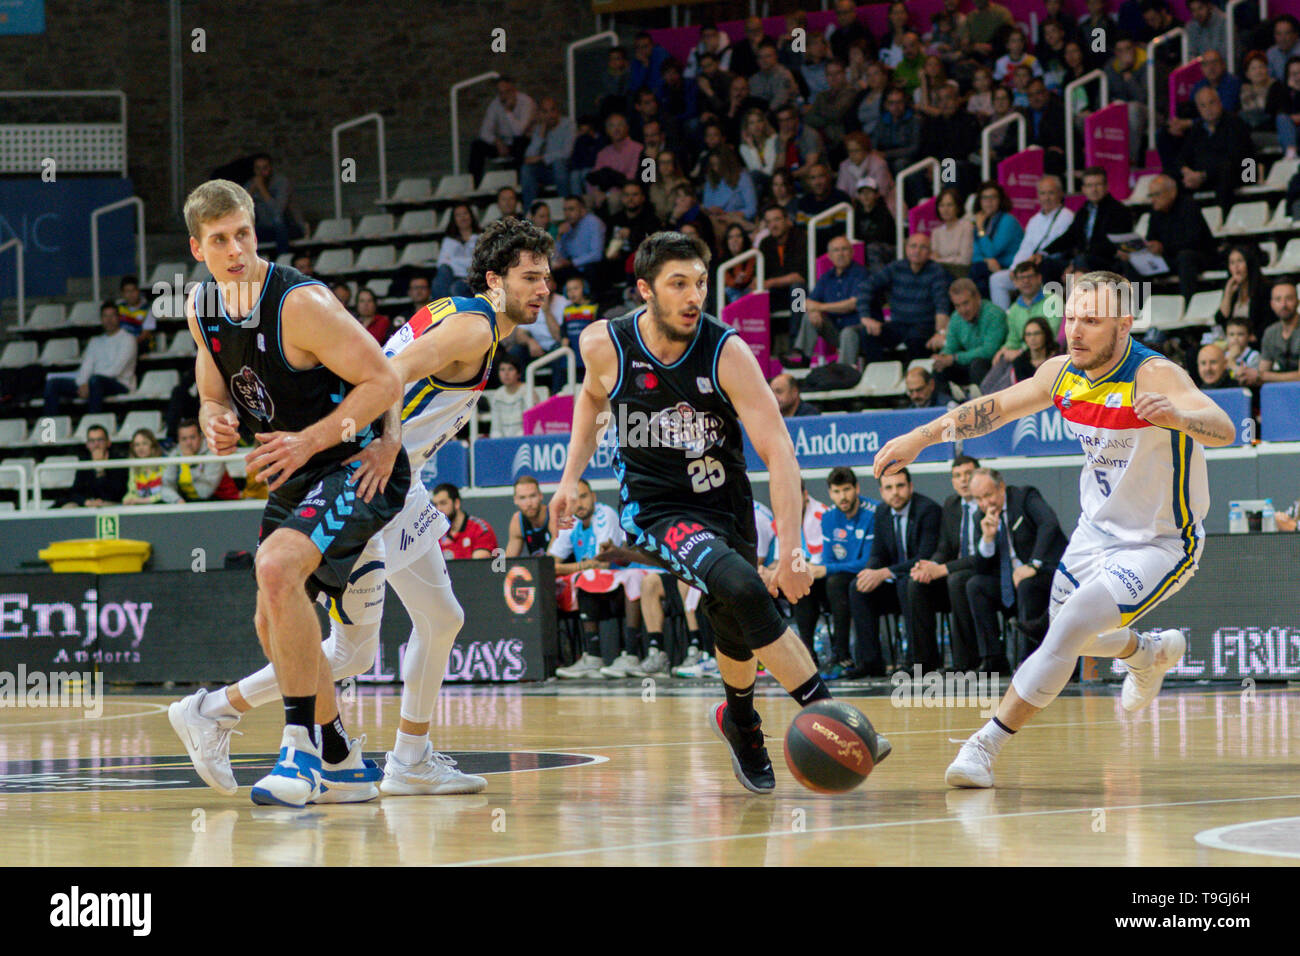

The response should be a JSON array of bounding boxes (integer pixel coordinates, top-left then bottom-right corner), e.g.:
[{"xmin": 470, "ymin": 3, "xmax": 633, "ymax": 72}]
[
  {"xmin": 1220, "ymin": 201, "xmax": 1269, "ymax": 235},
  {"xmin": 114, "ymin": 410, "xmax": 164, "ymax": 442},
  {"xmin": 1265, "ymin": 199, "xmax": 1292, "ymax": 232},
  {"xmin": 0, "ymin": 420, "xmax": 29, "ymax": 447},
  {"xmin": 313, "ymin": 248, "xmax": 354, "ymax": 274},
  {"xmin": 0, "ymin": 341, "xmax": 38, "ymax": 368},
  {"xmin": 147, "ymin": 261, "xmax": 188, "ymax": 287},
  {"xmin": 28, "ymin": 415, "xmax": 72, "ymax": 444},
  {"xmin": 350, "ymin": 244, "xmax": 397, "ymax": 272},
  {"xmin": 305, "ymin": 217, "xmax": 352, "ymax": 243},
  {"xmin": 397, "ymin": 241, "xmax": 440, "ymax": 267},
  {"xmin": 433, "ymin": 174, "xmax": 474, "ymax": 201},
  {"xmin": 161, "ymin": 331, "xmax": 196, "ymax": 357},
  {"xmin": 25, "ymin": 304, "xmax": 66, "ymax": 330},
  {"xmin": 1261, "ymin": 240, "xmax": 1279, "ymax": 268},
  {"xmin": 863, "ymin": 360, "xmax": 905, "ymax": 396},
  {"xmin": 388, "ymin": 178, "xmax": 433, "ymax": 203},
  {"xmin": 396, "ymin": 209, "xmax": 438, "ymax": 235},
  {"xmin": 480, "ymin": 202, "xmax": 502, "ymax": 226},
  {"xmin": 434, "ymin": 207, "xmax": 454, "ymax": 232},
  {"xmin": 67, "ymin": 301, "xmax": 103, "ymax": 327},
  {"xmin": 367, "ymin": 277, "xmax": 391, "ymax": 297},
  {"xmin": 544, "ymin": 197, "xmax": 564, "ymax": 220},
  {"xmin": 1264, "ymin": 237, "xmax": 1300, "ymax": 275},
  {"xmin": 71, "ymin": 413, "xmax": 118, "ymax": 444},
  {"xmin": 907, "ymin": 357, "xmax": 935, "ymax": 374},
  {"xmin": 1139, "ymin": 294, "xmax": 1185, "ymax": 331},
  {"xmin": 355, "ymin": 213, "xmax": 394, "ymax": 238},
  {"xmin": 1183, "ymin": 290, "xmax": 1222, "ymax": 326},
  {"xmin": 1242, "ymin": 156, "xmax": 1299, "ymax": 195},
  {"xmin": 276, "ymin": 252, "xmax": 294, "ymax": 267},
  {"xmin": 1134, "ymin": 212, "xmax": 1149, "ymax": 237},
  {"xmin": 1200, "ymin": 206, "xmax": 1223, "ymax": 235},
  {"xmin": 0, "ymin": 458, "xmax": 35, "ymax": 490},
  {"xmin": 130, "ymin": 369, "xmax": 182, "ymax": 401},
  {"xmin": 1127, "ymin": 174, "xmax": 1157, "ymax": 205},
  {"xmin": 39, "ymin": 455, "xmax": 80, "ymax": 491},
  {"xmin": 472, "ymin": 169, "xmax": 519, "ymax": 198},
  {"xmin": 38, "ymin": 338, "xmax": 81, "ymax": 366}
]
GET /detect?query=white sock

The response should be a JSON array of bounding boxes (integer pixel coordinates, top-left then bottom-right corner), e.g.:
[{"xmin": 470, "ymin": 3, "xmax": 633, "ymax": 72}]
[
  {"xmin": 976, "ymin": 718, "xmax": 1013, "ymax": 757},
  {"xmin": 198, "ymin": 686, "xmax": 239, "ymax": 720},
  {"xmin": 395, "ymin": 730, "xmax": 428, "ymax": 765},
  {"xmin": 1122, "ymin": 633, "xmax": 1156, "ymax": 670}
]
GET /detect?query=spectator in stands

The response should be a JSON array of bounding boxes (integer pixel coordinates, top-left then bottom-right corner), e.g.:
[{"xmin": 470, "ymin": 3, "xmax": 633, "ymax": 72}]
[
  {"xmin": 852, "ymin": 177, "xmax": 897, "ymax": 269},
  {"xmin": 1238, "ymin": 282, "xmax": 1300, "ymax": 385},
  {"xmin": 805, "ymin": 58, "xmax": 857, "ymax": 153},
  {"xmin": 599, "ymin": 46, "xmax": 633, "ymax": 118},
  {"xmin": 766, "ymin": 168, "xmax": 800, "ymax": 223},
  {"xmin": 494, "ymin": 186, "xmax": 523, "ymax": 223},
  {"xmin": 967, "ymin": 66, "xmax": 997, "ymax": 123},
  {"xmin": 487, "ymin": 356, "xmax": 527, "ymax": 438},
  {"xmin": 430, "ymin": 203, "xmax": 480, "ymax": 300},
  {"xmin": 1269, "ymin": 15, "xmax": 1300, "ymax": 80},
  {"xmin": 993, "ymin": 27, "xmax": 1040, "ymax": 85},
  {"xmin": 721, "ymin": 76, "xmax": 773, "ymax": 144},
  {"xmin": 1044, "ymin": 166, "xmax": 1134, "ymax": 274},
  {"xmin": 1161, "ymin": 50, "xmax": 1240, "ymax": 170},
  {"xmin": 1079, "ymin": 0, "xmax": 1119, "ymax": 71},
  {"xmin": 469, "ymin": 76, "xmax": 535, "ymax": 186},
  {"xmin": 903, "ymin": 366, "xmax": 951, "ymax": 409},
  {"xmin": 913, "ymin": 54, "xmax": 957, "ymax": 119},
  {"xmin": 935, "ymin": 277, "xmax": 1008, "ymax": 386},
  {"xmin": 562, "ymin": 277, "xmax": 598, "ymax": 379},
  {"xmin": 1121, "ymin": 174, "xmax": 1214, "ymax": 301},
  {"xmin": 505, "ymin": 474, "xmax": 551, "ymax": 557},
  {"xmin": 393, "ymin": 274, "xmax": 431, "ymax": 329},
  {"xmin": 795, "ymin": 162, "xmax": 852, "ymax": 256},
  {"xmin": 890, "ymin": 33, "xmax": 926, "ymax": 95},
  {"xmin": 529, "ymin": 200, "xmax": 558, "ymax": 239},
  {"xmin": 121, "ymin": 428, "xmax": 165, "ymax": 505},
  {"xmin": 773, "ymin": 103, "xmax": 825, "ymax": 184},
  {"xmin": 929, "ymin": 6, "xmax": 965, "ymax": 68},
  {"xmin": 353, "ymin": 287, "xmax": 390, "ymax": 346},
  {"xmin": 629, "ymin": 89, "xmax": 671, "ymax": 148},
  {"xmin": 828, "ymin": 0, "xmax": 874, "ymax": 63},
  {"xmin": 639, "ymin": 119, "xmax": 670, "ymax": 174},
  {"xmin": 1102, "ymin": 37, "xmax": 1150, "ymax": 164},
  {"xmin": 836, "ymin": 132, "xmax": 892, "ymax": 210},
  {"xmin": 757, "ymin": 204, "xmax": 807, "ymax": 342},
  {"xmin": 750, "ymin": 40, "xmax": 799, "ymax": 111},
  {"xmin": 567, "ymin": 114, "xmax": 606, "ymax": 198},
  {"xmin": 730, "ymin": 16, "xmax": 768, "ymax": 79},
  {"xmin": 163, "ymin": 418, "xmax": 238, "ymax": 503},
  {"xmin": 245, "ymin": 153, "xmax": 302, "ymax": 254},
  {"xmin": 434, "ymin": 483, "xmax": 498, "ymax": 559},
  {"xmin": 1186, "ymin": 0, "xmax": 1230, "ymax": 62},
  {"xmin": 1224, "ymin": 316, "xmax": 1263, "ymax": 373},
  {"xmin": 685, "ymin": 23, "xmax": 733, "ymax": 79},
  {"xmin": 588, "ymin": 113, "xmax": 641, "ymax": 198},
  {"xmin": 604, "ymin": 180, "xmax": 662, "ymax": 286},
  {"xmin": 880, "ymin": 4, "xmax": 914, "ymax": 65},
  {"xmin": 843, "ymin": 232, "xmax": 950, "ymax": 368},
  {"xmin": 985, "ymin": 86, "xmax": 1020, "ymax": 164},
  {"xmin": 989, "ymin": 175, "xmax": 1073, "ymax": 308},
  {"xmin": 783, "ymin": 234, "xmax": 867, "ymax": 367},
  {"xmin": 1176, "ymin": 85, "xmax": 1252, "ymax": 213},
  {"xmin": 1194, "ymin": 343, "xmax": 1233, "ymax": 389},
  {"xmin": 630, "ymin": 31, "xmax": 668, "ymax": 99},
  {"xmin": 701, "ymin": 145, "xmax": 759, "ymax": 235},
  {"xmin": 738, "ymin": 108, "xmax": 778, "ymax": 197},
  {"xmin": 43, "ymin": 302, "xmax": 137, "ymax": 415},
  {"xmin": 1020, "ymin": 78, "xmax": 1068, "ymax": 177},
  {"xmin": 855, "ymin": 61, "xmax": 892, "ymax": 137},
  {"xmin": 115, "ymin": 276, "xmax": 153, "ymax": 344},
  {"xmin": 665, "ymin": 182, "xmax": 717, "ymax": 253},
  {"xmin": 969, "ymin": 181, "xmax": 1025, "ymax": 297},
  {"xmin": 1241, "ymin": 52, "xmax": 1277, "ymax": 130},
  {"xmin": 909, "ymin": 454, "xmax": 984, "ymax": 671},
  {"xmin": 1269, "ymin": 56, "xmax": 1300, "ymax": 160},
  {"xmin": 648, "ymin": 150, "xmax": 688, "ymax": 221},
  {"xmin": 692, "ymin": 50, "xmax": 732, "ymax": 119},
  {"xmin": 1012, "ymin": 315, "xmax": 1060, "ymax": 383},
  {"xmin": 1038, "ymin": 21, "xmax": 1071, "ymax": 91},
  {"xmin": 769, "ymin": 373, "xmax": 820, "ymax": 417},
  {"xmin": 818, "ymin": 466, "xmax": 883, "ymax": 678},
  {"xmin": 56, "ymin": 424, "xmax": 127, "ymax": 508},
  {"xmin": 796, "ymin": 32, "xmax": 833, "ymax": 100},
  {"xmin": 996, "ymin": 262, "xmax": 1060, "ymax": 364},
  {"xmin": 970, "ymin": 468, "xmax": 1067, "ymax": 666},
  {"xmin": 915, "ymin": 85, "xmax": 982, "ymax": 198},
  {"xmin": 689, "ymin": 121, "xmax": 727, "ymax": 181},
  {"xmin": 291, "ymin": 252, "xmax": 313, "ymax": 277},
  {"xmin": 961, "ymin": 0, "xmax": 1013, "ymax": 63},
  {"xmin": 930, "ymin": 188, "xmax": 975, "ymax": 278},
  {"xmin": 330, "ymin": 281, "xmax": 353, "ymax": 313},
  {"xmin": 721, "ymin": 224, "xmax": 756, "ymax": 304},
  {"xmin": 552, "ymin": 195, "xmax": 606, "ymax": 286},
  {"xmin": 1142, "ymin": 0, "xmax": 1185, "ymax": 70}
]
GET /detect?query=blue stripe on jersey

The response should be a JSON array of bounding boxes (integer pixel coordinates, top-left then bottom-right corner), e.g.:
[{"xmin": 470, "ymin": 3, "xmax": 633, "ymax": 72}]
[
  {"xmin": 1057, "ymin": 562, "xmax": 1080, "ymax": 588},
  {"xmin": 215, "ymin": 263, "xmax": 277, "ymax": 327},
  {"xmin": 275, "ymin": 279, "xmax": 330, "ymax": 373},
  {"xmin": 711, "ymin": 328, "xmax": 736, "ymax": 409},
  {"xmin": 608, "ymin": 321, "xmax": 625, "ymax": 397},
  {"xmin": 632, "ymin": 306, "xmax": 703, "ymax": 368}
]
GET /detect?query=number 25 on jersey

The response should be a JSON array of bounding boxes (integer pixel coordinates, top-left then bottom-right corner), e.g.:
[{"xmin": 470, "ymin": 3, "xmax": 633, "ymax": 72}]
[{"xmin": 688, "ymin": 456, "xmax": 725, "ymax": 493}]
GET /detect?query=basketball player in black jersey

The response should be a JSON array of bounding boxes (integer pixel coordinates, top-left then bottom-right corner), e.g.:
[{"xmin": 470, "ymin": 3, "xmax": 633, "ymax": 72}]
[
  {"xmin": 178, "ymin": 179, "xmax": 410, "ymax": 807},
  {"xmin": 505, "ymin": 474, "xmax": 551, "ymax": 556},
  {"xmin": 552, "ymin": 232, "xmax": 890, "ymax": 793}
]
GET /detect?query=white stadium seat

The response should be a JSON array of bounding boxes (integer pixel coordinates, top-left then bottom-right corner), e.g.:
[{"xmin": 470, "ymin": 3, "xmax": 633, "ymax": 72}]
[
  {"xmin": 131, "ymin": 369, "xmax": 181, "ymax": 401},
  {"xmin": 432, "ymin": 174, "xmax": 474, "ymax": 201},
  {"xmin": 1127, "ymin": 174, "xmax": 1158, "ymax": 205},
  {"xmin": 1220, "ymin": 201, "xmax": 1269, "ymax": 235},
  {"xmin": 67, "ymin": 300, "xmax": 103, "ymax": 327},
  {"xmin": 308, "ymin": 217, "xmax": 352, "ymax": 242},
  {"xmin": 25, "ymin": 304, "xmax": 66, "ymax": 330},
  {"xmin": 114, "ymin": 410, "xmax": 164, "ymax": 442},
  {"xmin": 39, "ymin": 455, "xmax": 80, "ymax": 491},
  {"xmin": 355, "ymin": 213, "xmax": 394, "ymax": 238},
  {"xmin": 862, "ymin": 360, "xmax": 905, "ymax": 396},
  {"xmin": 28, "ymin": 415, "xmax": 71, "ymax": 445},
  {"xmin": 1138, "ymin": 294, "xmax": 1185, "ymax": 331},
  {"xmin": 0, "ymin": 457, "xmax": 35, "ymax": 488},
  {"xmin": 147, "ymin": 261, "xmax": 188, "ymax": 287},
  {"xmin": 1200, "ymin": 206, "xmax": 1222, "ymax": 235},
  {"xmin": 38, "ymin": 338, "xmax": 80, "ymax": 366},
  {"xmin": 1183, "ymin": 290, "xmax": 1222, "ymax": 326},
  {"xmin": 351, "ymin": 244, "xmax": 397, "ymax": 271},
  {"xmin": 0, "ymin": 421, "xmax": 29, "ymax": 447},
  {"xmin": 313, "ymin": 248, "xmax": 354, "ymax": 274},
  {"xmin": 388, "ymin": 178, "xmax": 432, "ymax": 203},
  {"xmin": 472, "ymin": 169, "xmax": 518, "ymax": 197},
  {"xmin": 396, "ymin": 241, "xmax": 440, "ymax": 267},
  {"xmin": 0, "ymin": 341, "xmax": 38, "ymax": 368},
  {"xmin": 72, "ymin": 413, "xmax": 118, "ymax": 444},
  {"xmin": 396, "ymin": 209, "xmax": 438, "ymax": 235},
  {"xmin": 1263, "ymin": 237, "xmax": 1300, "ymax": 275}
]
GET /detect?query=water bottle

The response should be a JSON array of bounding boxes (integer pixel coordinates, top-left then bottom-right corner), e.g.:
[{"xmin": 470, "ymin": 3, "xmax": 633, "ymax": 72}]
[
  {"xmin": 1262, "ymin": 498, "xmax": 1277, "ymax": 533},
  {"xmin": 1228, "ymin": 501, "xmax": 1247, "ymax": 534}
]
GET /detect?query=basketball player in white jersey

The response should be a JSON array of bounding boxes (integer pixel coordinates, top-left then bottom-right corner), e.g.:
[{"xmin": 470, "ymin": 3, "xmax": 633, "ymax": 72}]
[
  {"xmin": 873, "ymin": 272, "xmax": 1236, "ymax": 788},
  {"xmin": 170, "ymin": 218, "xmax": 556, "ymax": 800}
]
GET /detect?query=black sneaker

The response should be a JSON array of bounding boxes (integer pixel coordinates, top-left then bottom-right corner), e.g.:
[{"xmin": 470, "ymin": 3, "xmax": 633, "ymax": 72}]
[{"xmin": 709, "ymin": 702, "xmax": 775, "ymax": 794}]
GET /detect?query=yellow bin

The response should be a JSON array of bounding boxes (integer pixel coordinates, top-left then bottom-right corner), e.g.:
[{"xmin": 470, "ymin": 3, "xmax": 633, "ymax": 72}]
[{"xmin": 38, "ymin": 539, "xmax": 152, "ymax": 574}]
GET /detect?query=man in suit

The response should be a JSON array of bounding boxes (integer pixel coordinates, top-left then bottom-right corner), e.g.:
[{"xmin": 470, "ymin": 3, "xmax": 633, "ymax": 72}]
[
  {"xmin": 1043, "ymin": 166, "xmax": 1134, "ymax": 279},
  {"xmin": 857, "ymin": 467, "xmax": 943, "ymax": 671},
  {"xmin": 909, "ymin": 455, "xmax": 983, "ymax": 672},
  {"xmin": 1018, "ymin": 79, "xmax": 1067, "ymax": 178},
  {"xmin": 967, "ymin": 468, "xmax": 1068, "ymax": 674}
]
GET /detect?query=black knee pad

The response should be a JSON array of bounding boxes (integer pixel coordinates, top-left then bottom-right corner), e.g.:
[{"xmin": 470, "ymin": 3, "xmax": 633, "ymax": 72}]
[{"xmin": 702, "ymin": 551, "xmax": 787, "ymax": 657}]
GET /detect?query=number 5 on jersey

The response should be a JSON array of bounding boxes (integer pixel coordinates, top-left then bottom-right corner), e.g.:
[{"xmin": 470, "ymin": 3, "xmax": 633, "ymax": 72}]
[{"xmin": 688, "ymin": 455, "xmax": 725, "ymax": 493}]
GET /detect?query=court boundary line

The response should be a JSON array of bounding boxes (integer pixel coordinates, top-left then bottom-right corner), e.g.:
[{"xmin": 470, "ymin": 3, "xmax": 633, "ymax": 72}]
[
  {"xmin": 1193, "ymin": 816, "xmax": 1300, "ymax": 859},
  {"xmin": 0, "ymin": 701, "xmax": 169, "ymax": 729}
]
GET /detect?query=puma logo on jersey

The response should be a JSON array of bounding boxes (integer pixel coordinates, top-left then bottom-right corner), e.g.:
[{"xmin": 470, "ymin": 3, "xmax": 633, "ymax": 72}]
[{"xmin": 631, "ymin": 360, "xmax": 652, "ymax": 369}]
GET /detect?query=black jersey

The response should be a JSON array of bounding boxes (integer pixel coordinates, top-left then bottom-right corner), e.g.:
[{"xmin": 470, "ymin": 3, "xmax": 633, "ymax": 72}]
[
  {"xmin": 193, "ymin": 261, "xmax": 378, "ymax": 471},
  {"xmin": 606, "ymin": 309, "xmax": 752, "ymax": 538},
  {"xmin": 516, "ymin": 506, "xmax": 552, "ymax": 556}
]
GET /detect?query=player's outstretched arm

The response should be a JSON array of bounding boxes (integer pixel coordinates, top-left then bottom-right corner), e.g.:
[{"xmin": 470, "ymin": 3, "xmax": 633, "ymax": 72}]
[
  {"xmin": 387, "ymin": 310, "xmax": 496, "ymax": 386},
  {"xmin": 716, "ymin": 335, "xmax": 811, "ymax": 604},
  {"xmin": 254, "ymin": 284, "xmax": 402, "ymax": 491},
  {"xmin": 551, "ymin": 321, "xmax": 615, "ymax": 534},
  {"xmin": 1134, "ymin": 357, "xmax": 1236, "ymax": 447},
  {"xmin": 873, "ymin": 355, "xmax": 1067, "ymax": 480},
  {"xmin": 186, "ymin": 288, "xmax": 240, "ymax": 455}
]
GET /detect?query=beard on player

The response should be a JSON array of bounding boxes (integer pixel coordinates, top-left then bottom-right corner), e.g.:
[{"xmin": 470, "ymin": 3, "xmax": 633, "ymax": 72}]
[
  {"xmin": 643, "ymin": 272, "xmax": 705, "ymax": 343},
  {"xmin": 1069, "ymin": 322, "xmax": 1121, "ymax": 372}
]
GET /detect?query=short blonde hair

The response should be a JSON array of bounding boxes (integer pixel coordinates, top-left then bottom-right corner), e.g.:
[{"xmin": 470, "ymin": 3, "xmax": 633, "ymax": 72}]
[{"xmin": 183, "ymin": 179, "xmax": 255, "ymax": 240}]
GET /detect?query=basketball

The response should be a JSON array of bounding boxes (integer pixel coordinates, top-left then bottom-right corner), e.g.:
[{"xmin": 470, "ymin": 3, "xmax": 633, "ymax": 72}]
[{"xmin": 784, "ymin": 700, "xmax": 885, "ymax": 793}]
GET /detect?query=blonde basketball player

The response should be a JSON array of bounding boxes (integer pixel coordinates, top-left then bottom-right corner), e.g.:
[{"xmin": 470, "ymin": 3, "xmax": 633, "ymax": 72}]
[{"xmin": 873, "ymin": 272, "xmax": 1235, "ymax": 788}]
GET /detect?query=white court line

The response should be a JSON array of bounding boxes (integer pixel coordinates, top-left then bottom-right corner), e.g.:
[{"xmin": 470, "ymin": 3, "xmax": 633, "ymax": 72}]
[
  {"xmin": 0, "ymin": 701, "xmax": 169, "ymax": 729},
  {"xmin": 1194, "ymin": 817, "xmax": 1300, "ymax": 860},
  {"xmin": 445, "ymin": 792, "xmax": 1300, "ymax": 867}
]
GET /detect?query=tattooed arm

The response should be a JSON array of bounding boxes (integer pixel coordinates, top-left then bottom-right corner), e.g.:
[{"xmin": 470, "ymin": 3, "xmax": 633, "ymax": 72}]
[
  {"xmin": 1133, "ymin": 358, "xmax": 1237, "ymax": 447},
  {"xmin": 873, "ymin": 355, "xmax": 1067, "ymax": 479}
]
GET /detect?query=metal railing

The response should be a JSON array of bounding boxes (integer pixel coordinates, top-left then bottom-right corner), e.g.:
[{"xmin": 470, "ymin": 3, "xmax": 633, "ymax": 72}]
[
  {"xmin": 90, "ymin": 196, "xmax": 145, "ymax": 305},
  {"xmin": 714, "ymin": 248, "xmax": 764, "ymax": 319},
  {"xmin": 895, "ymin": 158, "xmax": 941, "ymax": 258},
  {"xmin": 1065, "ymin": 69, "xmax": 1110, "ymax": 191},
  {"xmin": 450, "ymin": 72, "xmax": 501, "ymax": 176},
  {"xmin": 0, "ymin": 238, "xmax": 23, "ymax": 330},
  {"xmin": 33, "ymin": 453, "xmax": 243, "ymax": 507},
  {"xmin": 0, "ymin": 463, "xmax": 28, "ymax": 510},
  {"xmin": 981, "ymin": 113, "xmax": 1027, "ymax": 182},
  {"xmin": 567, "ymin": 32, "xmax": 618, "ymax": 121},
  {"xmin": 1147, "ymin": 28, "xmax": 1189, "ymax": 153},
  {"xmin": 331, "ymin": 113, "xmax": 387, "ymax": 219},
  {"xmin": 1226, "ymin": 0, "xmax": 1268, "ymax": 73},
  {"xmin": 805, "ymin": 201, "xmax": 855, "ymax": 286},
  {"xmin": 0, "ymin": 90, "xmax": 128, "ymax": 175}
]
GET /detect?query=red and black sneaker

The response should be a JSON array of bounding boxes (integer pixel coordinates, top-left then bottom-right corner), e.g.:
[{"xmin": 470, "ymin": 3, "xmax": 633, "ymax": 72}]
[{"xmin": 709, "ymin": 702, "xmax": 776, "ymax": 794}]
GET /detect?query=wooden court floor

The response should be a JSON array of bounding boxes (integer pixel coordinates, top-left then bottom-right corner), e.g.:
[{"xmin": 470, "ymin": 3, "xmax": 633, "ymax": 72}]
[{"xmin": 1, "ymin": 682, "xmax": 1297, "ymax": 866}]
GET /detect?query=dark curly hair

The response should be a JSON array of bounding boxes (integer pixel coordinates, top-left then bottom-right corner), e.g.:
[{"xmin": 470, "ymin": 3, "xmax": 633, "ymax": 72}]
[{"xmin": 467, "ymin": 217, "xmax": 556, "ymax": 294}]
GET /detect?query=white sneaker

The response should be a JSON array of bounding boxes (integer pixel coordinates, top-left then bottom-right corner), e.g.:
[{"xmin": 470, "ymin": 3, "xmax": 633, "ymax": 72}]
[
  {"xmin": 599, "ymin": 651, "xmax": 641, "ymax": 679},
  {"xmin": 168, "ymin": 689, "xmax": 240, "ymax": 796},
  {"xmin": 555, "ymin": 653, "xmax": 606, "ymax": 679},
  {"xmin": 251, "ymin": 725, "xmax": 323, "ymax": 808},
  {"xmin": 314, "ymin": 735, "xmax": 382, "ymax": 804},
  {"xmin": 945, "ymin": 734, "xmax": 996, "ymax": 789},
  {"xmin": 627, "ymin": 647, "xmax": 670, "ymax": 677},
  {"xmin": 1121, "ymin": 629, "xmax": 1186, "ymax": 713},
  {"xmin": 381, "ymin": 743, "xmax": 487, "ymax": 795}
]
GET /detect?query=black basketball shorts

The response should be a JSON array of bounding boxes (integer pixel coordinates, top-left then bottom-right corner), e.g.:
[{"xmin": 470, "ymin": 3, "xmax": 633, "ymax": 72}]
[{"xmin": 628, "ymin": 506, "xmax": 758, "ymax": 596}]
